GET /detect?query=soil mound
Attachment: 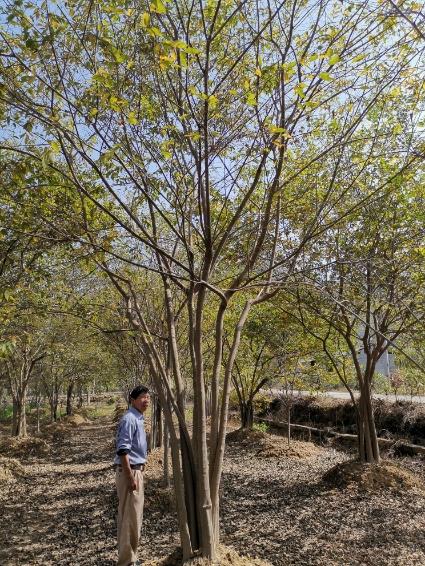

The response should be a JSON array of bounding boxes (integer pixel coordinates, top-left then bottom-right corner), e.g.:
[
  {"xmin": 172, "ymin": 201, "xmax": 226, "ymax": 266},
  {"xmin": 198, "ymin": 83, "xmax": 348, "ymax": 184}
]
[
  {"xmin": 226, "ymin": 428, "xmax": 268, "ymax": 445},
  {"xmin": 144, "ymin": 545, "xmax": 273, "ymax": 565},
  {"xmin": 0, "ymin": 435, "xmax": 50, "ymax": 458},
  {"xmin": 323, "ymin": 460, "xmax": 424, "ymax": 492},
  {"xmin": 257, "ymin": 437, "xmax": 319, "ymax": 459},
  {"xmin": 0, "ymin": 457, "xmax": 25, "ymax": 484},
  {"xmin": 42, "ymin": 421, "xmax": 69, "ymax": 440},
  {"xmin": 226, "ymin": 428, "xmax": 319, "ymax": 459},
  {"xmin": 62, "ymin": 414, "xmax": 89, "ymax": 426}
]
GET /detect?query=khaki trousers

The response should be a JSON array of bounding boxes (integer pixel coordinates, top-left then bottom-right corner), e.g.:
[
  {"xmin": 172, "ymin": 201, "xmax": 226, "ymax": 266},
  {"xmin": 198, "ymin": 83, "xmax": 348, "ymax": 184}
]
[{"xmin": 116, "ymin": 468, "xmax": 144, "ymax": 566}]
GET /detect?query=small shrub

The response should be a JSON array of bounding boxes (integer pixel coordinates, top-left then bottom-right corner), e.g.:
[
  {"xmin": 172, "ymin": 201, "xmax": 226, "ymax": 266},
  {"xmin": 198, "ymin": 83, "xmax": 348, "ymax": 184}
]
[
  {"xmin": 253, "ymin": 421, "xmax": 269, "ymax": 434},
  {"xmin": 0, "ymin": 404, "xmax": 13, "ymax": 421}
]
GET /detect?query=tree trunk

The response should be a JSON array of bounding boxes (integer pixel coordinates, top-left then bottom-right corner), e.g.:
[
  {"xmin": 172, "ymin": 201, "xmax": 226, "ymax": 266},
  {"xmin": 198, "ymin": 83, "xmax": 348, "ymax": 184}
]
[
  {"xmin": 163, "ymin": 419, "xmax": 170, "ymax": 488},
  {"xmin": 157, "ymin": 402, "xmax": 163, "ymax": 449},
  {"xmin": 150, "ymin": 394, "xmax": 162, "ymax": 450},
  {"xmin": 11, "ymin": 400, "xmax": 17, "ymax": 436},
  {"xmin": 287, "ymin": 402, "xmax": 291, "ymax": 446},
  {"xmin": 36, "ymin": 404, "xmax": 40, "ymax": 433},
  {"xmin": 66, "ymin": 382, "xmax": 74, "ymax": 416},
  {"xmin": 358, "ymin": 382, "xmax": 380, "ymax": 463},
  {"xmin": 12, "ymin": 388, "xmax": 28, "ymax": 437},
  {"xmin": 240, "ymin": 400, "xmax": 254, "ymax": 429}
]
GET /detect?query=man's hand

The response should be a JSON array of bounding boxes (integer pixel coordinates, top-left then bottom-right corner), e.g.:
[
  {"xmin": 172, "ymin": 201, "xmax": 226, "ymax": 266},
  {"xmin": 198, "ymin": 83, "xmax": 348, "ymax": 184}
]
[
  {"xmin": 126, "ymin": 472, "xmax": 137, "ymax": 492},
  {"xmin": 120, "ymin": 454, "xmax": 137, "ymax": 491}
]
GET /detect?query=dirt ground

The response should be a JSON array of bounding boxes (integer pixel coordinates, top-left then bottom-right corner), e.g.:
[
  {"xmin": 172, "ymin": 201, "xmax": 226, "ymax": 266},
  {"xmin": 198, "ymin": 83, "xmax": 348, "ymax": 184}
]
[{"xmin": 1, "ymin": 417, "xmax": 425, "ymax": 566}]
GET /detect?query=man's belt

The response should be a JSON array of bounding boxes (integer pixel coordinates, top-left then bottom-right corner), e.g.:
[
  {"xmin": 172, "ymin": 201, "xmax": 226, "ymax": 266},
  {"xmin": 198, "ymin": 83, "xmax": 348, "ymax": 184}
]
[{"xmin": 114, "ymin": 463, "xmax": 145, "ymax": 471}]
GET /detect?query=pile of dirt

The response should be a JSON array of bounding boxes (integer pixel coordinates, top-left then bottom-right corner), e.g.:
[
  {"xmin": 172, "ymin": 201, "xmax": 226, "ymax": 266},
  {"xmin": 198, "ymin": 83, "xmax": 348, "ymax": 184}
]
[
  {"xmin": 323, "ymin": 459, "xmax": 425, "ymax": 492},
  {"xmin": 226, "ymin": 428, "xmax": 268, "ymax": 445},
  {"xmin": 256, "ymin": 437, "xmax": 319, "ymax": 459},
  {"xmin": 144, "ymin": 545, "xmax": 273, "ymax": 566},
  {"xmin": 42, "ymin": 421, "xmax": 70, "ymax": 441},
  {"xmin": 61, "ymin": 413, "xmax": 90, "ymax": 427},
  {"xmin": 0, "ymin": 435, "xmax": 50, "ymax": 458},
  {"xmin": 0, "ymin": 457, "xmax": 25, "ymax": 483},
  {"xmin": 226, "ymin": 428, "xmax": 319, "ymax": 459}
]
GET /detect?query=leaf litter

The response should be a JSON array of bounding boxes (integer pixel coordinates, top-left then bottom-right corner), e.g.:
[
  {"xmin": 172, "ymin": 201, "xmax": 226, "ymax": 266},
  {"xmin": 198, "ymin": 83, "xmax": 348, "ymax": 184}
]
[{"xmin": 0, "ymin": 418, "xmax": 424, "ymax": 565}]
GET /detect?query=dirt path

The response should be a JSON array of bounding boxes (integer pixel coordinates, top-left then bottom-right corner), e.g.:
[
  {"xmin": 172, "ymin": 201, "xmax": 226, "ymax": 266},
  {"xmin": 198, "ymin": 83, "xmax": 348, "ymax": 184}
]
[
  {"xmin": 0, "ymin": 419, "xmax": 118, "ymax": 566},
  {"xmin": 1, "ymin": 418, "xmax": 425, "ymax": 565}
]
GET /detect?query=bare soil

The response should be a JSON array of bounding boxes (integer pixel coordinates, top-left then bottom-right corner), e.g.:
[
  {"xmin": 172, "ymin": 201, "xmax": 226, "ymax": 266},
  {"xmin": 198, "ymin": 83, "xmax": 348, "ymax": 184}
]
[{"xmin": 0, "ymin": 417, "xmax": 425, "ymax": 565}]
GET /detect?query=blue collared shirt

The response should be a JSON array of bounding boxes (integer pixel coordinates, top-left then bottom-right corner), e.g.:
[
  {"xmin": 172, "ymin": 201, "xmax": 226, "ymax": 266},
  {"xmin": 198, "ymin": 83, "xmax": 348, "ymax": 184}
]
[{"xmin": 114, "ymin": 407, "xmax": 148, "ymax": 466}]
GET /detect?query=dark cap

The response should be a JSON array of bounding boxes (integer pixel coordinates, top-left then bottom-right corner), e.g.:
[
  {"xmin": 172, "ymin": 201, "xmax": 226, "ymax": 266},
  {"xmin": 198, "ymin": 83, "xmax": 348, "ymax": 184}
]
[{"xmin": 129, "ymin": 385, "xmax": 150, "ymax": 400}]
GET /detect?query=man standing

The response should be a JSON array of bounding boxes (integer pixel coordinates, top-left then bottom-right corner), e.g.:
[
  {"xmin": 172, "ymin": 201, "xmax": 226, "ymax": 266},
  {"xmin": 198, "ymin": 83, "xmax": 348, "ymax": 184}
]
[{"xmin": 114, "ymin": 385, "xmax": 150, "ymax": 566}]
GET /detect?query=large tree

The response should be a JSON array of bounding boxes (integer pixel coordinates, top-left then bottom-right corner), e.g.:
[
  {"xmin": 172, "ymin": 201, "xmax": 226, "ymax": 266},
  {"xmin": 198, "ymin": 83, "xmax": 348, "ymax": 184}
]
[{"xmin": 1, "ymin": 0, "xmax": 424, "ymax": 559}]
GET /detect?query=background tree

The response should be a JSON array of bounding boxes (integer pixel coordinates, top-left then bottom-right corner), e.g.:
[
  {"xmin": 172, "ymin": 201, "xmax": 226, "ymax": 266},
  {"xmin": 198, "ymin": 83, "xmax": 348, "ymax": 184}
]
[{"xmin": 284, "ymin": 180, "xmax": 425, "ymax": 462}]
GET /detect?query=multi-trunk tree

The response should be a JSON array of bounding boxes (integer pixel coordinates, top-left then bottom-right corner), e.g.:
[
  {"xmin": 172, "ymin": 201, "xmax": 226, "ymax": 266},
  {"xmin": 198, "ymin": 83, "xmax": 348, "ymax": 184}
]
[
  {"xmin": 284, "ymin": 182, "xmax": 425, "ymax": 463},
  {"xmin": 1, "ymin": 0, "xmax": 424, "ymax": 560}
]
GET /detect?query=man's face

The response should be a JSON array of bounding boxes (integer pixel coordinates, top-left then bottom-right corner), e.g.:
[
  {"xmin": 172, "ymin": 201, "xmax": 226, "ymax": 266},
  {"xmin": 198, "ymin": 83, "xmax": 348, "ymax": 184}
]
[{"xmin": 132, "ymin": 392, "xmax": 150, "ymax": 413}]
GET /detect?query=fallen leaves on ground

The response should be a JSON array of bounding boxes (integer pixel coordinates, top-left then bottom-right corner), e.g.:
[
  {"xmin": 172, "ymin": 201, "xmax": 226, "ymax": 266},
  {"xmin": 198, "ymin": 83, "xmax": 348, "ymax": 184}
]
[
  {"xmin": 144, "ymin": 545, "xmax": 273, "ymax": 565},
  {"xmin": 0, "ymin": 417, "xmax": 424, "ymax": 565}
]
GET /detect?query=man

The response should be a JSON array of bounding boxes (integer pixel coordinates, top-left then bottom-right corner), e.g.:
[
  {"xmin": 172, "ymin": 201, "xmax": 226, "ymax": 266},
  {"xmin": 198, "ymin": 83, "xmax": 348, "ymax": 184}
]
[{"xmin": 114, "ymin": 385, "xmax": 150, "ymax": 566}]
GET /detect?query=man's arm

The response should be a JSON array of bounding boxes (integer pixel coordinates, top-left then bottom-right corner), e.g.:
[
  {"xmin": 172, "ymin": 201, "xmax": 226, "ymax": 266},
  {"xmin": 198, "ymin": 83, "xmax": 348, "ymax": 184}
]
[{"xmin": 116, "ymin": 417, "xmax": 137, "ymax": 491}]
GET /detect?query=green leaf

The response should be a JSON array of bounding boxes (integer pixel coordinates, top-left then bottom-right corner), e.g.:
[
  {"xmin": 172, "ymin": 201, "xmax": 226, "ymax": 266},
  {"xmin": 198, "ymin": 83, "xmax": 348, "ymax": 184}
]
[
  {"xmin": 147, "ymin": 26, "xmax": 163, "ymax": 37},
  {"xmin": 100, "ymin": 148, "xmax": 116, "ymax": 164},
  {"xmin": 23, "ymin": 120, "xmax": 33, "ymax": 132},
  {"xmin": 171, "ymin": 39, "xmax": 188, "ymax": 49},
  {"xmin": 150, "ymin": 0, "xmax": 166, "ymax": 14},
  {"xmin": 392, "ymin": 123, "xmax": 403, "ymax": 135},
  {"xmin": 127, "ymin": 111, "xmax": 139, "ymax": 125},
  {"xmin": 50, "ymin": 140, "xmax": 61, "ymax": 154},
  {"xmin": 185, "ymin": 46, "xmax": 201, "ymax": 55},
  {"xmin": 25, "ymin": 37, "xmax": 38, "ymax": 51},
  {"xmin": 110, "ymin": 46, "xmax": 126, "ymax": 63},
  {"xmin": 3, "ymin": 289, "xmax": 13, "ymax": 302},
  {"xmin": 319, "ymin": 72, "xmax": 332, "ymax": 81},
  {"xmin": 269, "ymin": 126, "xmax": 291, "ymax": 138},
  {"xmin": 246, "ymin": 92, "xmax": 257, "ymax": 106},
  {"xmin": 208, "ymin": 95, "xmax": 218, "ymax": 109},
  {"xmin": 185, "ymin": 131, "xmax": 201, "ymax": 141},
  {"xmin": 109, "ymin": 96, "xmax": 127, "ymax": 111},
  {"xmin": 328, "ymin": 54, "xmax": 340, "ymax": 65},
  {"xmin": 294, "ymin": 83, "xmax": 306, "ymax": 97},
  {"xmin": 140, "ymin": 12, "xmax": 150, "ymax": 27}
]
